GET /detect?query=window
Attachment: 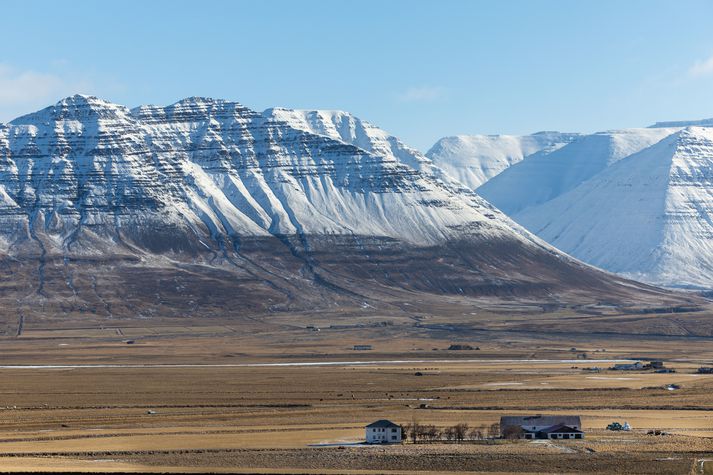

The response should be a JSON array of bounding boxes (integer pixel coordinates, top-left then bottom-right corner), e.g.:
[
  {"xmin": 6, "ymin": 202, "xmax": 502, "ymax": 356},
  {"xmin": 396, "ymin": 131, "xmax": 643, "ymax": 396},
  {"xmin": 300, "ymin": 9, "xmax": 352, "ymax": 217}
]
[
  {"xmin": 391, "ymin": 428, "xmax": 397, "ymax": 433},
  {"xmin": 391, "ymin": 435, "xmax": 397, "ymax": 440}
]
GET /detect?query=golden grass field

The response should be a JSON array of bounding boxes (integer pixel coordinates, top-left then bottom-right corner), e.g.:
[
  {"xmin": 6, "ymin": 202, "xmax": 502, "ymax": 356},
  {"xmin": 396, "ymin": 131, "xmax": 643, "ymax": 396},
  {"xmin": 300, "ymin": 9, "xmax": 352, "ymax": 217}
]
[{"xmin": 0, "ymin": 307, "xmax": 712, "ymax": 473}]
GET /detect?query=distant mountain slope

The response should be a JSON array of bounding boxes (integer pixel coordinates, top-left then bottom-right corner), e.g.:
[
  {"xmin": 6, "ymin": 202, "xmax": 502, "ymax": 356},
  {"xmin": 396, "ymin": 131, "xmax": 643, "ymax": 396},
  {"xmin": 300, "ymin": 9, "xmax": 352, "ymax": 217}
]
[
  {"xmin": 476, "ymin": 127, "xmax": 679, "ymax": 215},
  {"xmin": 650, "ymin": 118, "xmax": 713, "ymax": 128},
  {"xmin": 426, "ymin": 132, "xmax": 579, "ymax": 189},
  {"xmin": 0, "ymin": 96, "xmax": 689, "ymax": 326},
  {"xmin": 514, "ymin": 127, "xmax": 713, "ymax": 289}
]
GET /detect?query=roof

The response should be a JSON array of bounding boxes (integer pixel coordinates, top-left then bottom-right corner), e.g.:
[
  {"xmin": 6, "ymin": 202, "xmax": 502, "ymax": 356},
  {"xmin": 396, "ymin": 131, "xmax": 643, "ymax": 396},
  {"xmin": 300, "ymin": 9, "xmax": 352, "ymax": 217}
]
[
  {"xmin": 538, "ymin": 424, "xmax": 583, "ymax": 434},
  {"xmin": 366, "ymin": 419, "xmax": 400, "ymax": 428},
  {"xmin": 500, "ymin": 415, "xmax": 581, "ymax": 428}
]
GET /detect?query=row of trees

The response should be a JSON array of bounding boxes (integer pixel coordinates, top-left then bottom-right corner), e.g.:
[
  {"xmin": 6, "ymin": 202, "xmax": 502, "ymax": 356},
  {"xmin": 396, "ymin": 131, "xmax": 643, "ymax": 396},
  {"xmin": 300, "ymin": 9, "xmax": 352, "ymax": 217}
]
[{"xmin": 401, "ymin": 422, "xmax": 501, "ymax": 443}]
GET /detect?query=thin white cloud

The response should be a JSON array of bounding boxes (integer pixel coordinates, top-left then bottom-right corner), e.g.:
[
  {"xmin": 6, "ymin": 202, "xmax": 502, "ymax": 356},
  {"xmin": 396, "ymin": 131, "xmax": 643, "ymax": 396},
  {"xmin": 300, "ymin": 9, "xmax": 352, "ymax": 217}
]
[
  {"xmin": 0, "ymin": 63, "xmax": 95, "ymax": 122},
  {"xmin": 688, "ymin": 54, "xmax": 713, "ymax": 78},
  {"xmin": 397, "ymin": 86, "xmax": 446, "ymax": 103}
]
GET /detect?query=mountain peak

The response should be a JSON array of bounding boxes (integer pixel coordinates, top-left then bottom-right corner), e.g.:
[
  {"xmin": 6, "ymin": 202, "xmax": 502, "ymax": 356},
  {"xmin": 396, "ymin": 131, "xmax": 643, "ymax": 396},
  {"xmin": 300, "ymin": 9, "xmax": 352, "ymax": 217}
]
[
  {"xmin": 10, "ymin": 94, "xmax": 128, "ymax": 125},
  {"xmin": 171, "ymin": 96, "xmax": 240, "ymax": 107},
  {"xmin": 649, "ymin": 118, "xmax": 713, "ymax": 128},
  {"xmin": 58, "ymin": 93, "xmax": 103, "ymax": 104},
  {"xmin": 130, "ymin": 97, "xmax": 256, "ymax": 123}
]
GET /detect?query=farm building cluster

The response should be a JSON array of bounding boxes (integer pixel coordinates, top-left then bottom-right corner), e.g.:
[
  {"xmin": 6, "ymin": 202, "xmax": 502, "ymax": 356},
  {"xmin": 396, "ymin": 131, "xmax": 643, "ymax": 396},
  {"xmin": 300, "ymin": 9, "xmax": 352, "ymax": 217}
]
[
  {"xmin": 500, "ymin": 415, "xmax": 584, "ymax": 440},
  {"xmin": 364, "ymin": 415, "xmax": 586, "ymax": 443},
  {"xmin": 610, "ymin": 361, "xmax": 665, "ymax": 371}
]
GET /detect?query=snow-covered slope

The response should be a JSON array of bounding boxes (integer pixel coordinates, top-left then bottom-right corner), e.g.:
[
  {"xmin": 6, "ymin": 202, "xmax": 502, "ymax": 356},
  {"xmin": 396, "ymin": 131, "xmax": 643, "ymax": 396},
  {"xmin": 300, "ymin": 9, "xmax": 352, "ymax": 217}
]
[
  {"xmin": 0, "ymin": 95, "xmax": 518, "ymax": 251},
  {"xmin": 476, "ymin": 127, "xmax": 679, "ymax": 215},
  {"xmin": 0, "ymin": 94, "xmax": 679, "ymax": 319},
  {"xmin": 426, "ymin": 132, "xmax": 579, "ymax": 189},
  {"xmin": 264, "ymin": 107, "xmax": 457, "ymax": 186},
  {"xmin": 515, "ymin": 127, "xmax": 713, "ymax": 288}
]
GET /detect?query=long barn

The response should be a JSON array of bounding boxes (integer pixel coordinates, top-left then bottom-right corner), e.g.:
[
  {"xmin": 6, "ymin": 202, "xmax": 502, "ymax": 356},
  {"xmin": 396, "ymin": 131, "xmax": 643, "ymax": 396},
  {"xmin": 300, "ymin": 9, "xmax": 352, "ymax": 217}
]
[{"xmin": 500, "ymin": 415, "xmax": 584, "ymax": 440}]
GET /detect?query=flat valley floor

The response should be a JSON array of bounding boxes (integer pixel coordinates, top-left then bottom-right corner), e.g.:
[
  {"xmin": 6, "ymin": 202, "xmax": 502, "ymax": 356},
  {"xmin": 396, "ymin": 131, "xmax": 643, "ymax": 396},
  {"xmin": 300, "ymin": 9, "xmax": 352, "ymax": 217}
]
[{"xmin": 0, "ymin": 305, "xmax": 712, "ymax": 474}]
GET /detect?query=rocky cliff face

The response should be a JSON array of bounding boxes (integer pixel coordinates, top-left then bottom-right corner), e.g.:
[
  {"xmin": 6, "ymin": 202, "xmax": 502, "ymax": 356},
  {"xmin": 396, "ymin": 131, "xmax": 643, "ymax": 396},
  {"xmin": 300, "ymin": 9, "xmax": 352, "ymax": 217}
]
[{"xmin": 0, "ymin": 96, "xmax": 687, "ymax": 327}]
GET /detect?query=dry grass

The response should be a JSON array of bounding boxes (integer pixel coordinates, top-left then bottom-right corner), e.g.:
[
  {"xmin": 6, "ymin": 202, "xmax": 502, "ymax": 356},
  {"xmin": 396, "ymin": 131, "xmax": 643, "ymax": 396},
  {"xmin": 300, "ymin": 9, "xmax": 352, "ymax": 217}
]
[{"xmin": 0, "ymin": 315, "xmax": 711, "ymax": 473}]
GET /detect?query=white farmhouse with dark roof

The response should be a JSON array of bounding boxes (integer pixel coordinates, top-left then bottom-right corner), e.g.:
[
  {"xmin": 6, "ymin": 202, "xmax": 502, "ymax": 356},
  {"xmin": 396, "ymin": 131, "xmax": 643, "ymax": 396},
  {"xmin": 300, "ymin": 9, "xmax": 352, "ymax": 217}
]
[{"xmin": 365, "ymin": 420, "xmax": 402, "ymax": 443}]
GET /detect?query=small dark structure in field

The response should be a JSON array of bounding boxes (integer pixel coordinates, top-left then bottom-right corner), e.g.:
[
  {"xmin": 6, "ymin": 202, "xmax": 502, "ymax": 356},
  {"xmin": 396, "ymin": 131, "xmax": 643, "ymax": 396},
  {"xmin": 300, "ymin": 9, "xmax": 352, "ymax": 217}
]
[
  {"xmin": 611, "ymin": 362, "xmax": 644, "ymax": 371},
  {"xmin": 447, "ymin": 344, "xmax": 478, "ymax": 351},
  {"xmin": 365, "ymin": 419, "xmax": 402, "ymax": 443},
  {"xmin": 500, "ymin": 415, "xmax": 584, "ymax": 440},
  {"xmin": 613, "ymin": 360, "xmax": 667, "ymax": 371},
  {"xmin": 697, "ymin": 367, "xmax": 713, "ymax": 374},
  {"xmin": 353, "ymin": 345, "xmax": 372, "ymax": 351}
]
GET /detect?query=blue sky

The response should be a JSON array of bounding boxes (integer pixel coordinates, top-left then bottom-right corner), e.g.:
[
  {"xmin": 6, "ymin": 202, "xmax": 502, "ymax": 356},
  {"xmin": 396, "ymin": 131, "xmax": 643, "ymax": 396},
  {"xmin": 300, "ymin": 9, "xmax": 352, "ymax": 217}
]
[{"xmin": 3, "ymin": 0, "xmax": 713, "ymax": 150}]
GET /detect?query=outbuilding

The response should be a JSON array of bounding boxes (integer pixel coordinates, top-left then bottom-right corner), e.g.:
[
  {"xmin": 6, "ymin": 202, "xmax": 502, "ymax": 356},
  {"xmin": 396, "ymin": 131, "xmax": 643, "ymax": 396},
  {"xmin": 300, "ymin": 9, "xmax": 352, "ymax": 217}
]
[
  {"xmin": 611, "ymin": 362, "xmax": 644, "ymax": 371},
  {"xmin": 534, "ymin": 424, "xmax": 584, "ymax": 440},
  {"xmin": 500, "ymin": 415, "xmax": 584, "ymax": 439},
  {"xmin": 365, "ymin": 419, "xmax": 402, "ymax": 443}
]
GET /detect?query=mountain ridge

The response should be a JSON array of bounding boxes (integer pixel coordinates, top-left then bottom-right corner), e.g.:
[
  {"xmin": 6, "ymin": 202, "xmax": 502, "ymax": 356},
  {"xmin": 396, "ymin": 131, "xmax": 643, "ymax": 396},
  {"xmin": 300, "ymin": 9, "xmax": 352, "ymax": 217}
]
[
  {"xmin": 0, "ymin": 95, "xmax": 692, "ymax": 327},
  {"xmin": 515, "ymin": 126, "xmax": 713, "ymax": 289},
  {"xmin": 425, "ymin": 132, "xmax": 580, "ymax": 189},
  {"xmin": 428, "ymin": 121, "xmax": 713, "ymax": 289}
]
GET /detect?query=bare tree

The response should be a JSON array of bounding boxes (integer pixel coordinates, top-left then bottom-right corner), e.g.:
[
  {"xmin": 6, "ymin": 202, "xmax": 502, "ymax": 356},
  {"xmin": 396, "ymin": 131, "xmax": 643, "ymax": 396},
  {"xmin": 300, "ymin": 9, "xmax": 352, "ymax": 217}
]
[
  {"xmin": 443, "ymin": 426, "xmax": 455, "ymax": 441},
  {"xmin": 468, "ymin": 427, "xmax": 483, "ymax": 440},
  {"xmin": 410, "ymin": 421, "xmax": 420, "ymax": 444},
  {"xmin": 488, "ymin": 422, "xmax": 500, "ymax": 439},
  {"xmin": 502, "ymin": 425, "xmax": 524, "ymax": 440},
  {"xmin": 426, "ymin": 426, "xmax": 441, "ymax": 442},
  {"xmin": 454, "ymin": 423, "xmax": 469, "ymax": 443},
  {"xmin": 402, "ymin": 423, "xmax": 412, "ymax": 443}
]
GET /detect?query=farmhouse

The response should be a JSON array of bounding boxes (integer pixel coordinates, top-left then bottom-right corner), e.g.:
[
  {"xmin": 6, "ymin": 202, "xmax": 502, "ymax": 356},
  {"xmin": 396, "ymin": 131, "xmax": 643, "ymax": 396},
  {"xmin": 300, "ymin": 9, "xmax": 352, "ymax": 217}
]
[
  {"xmin": 611, "ymin": 362, "xmax": 644, "ymax": 371},
  {"xmin": 500, "ymin": 415, "xmax": 584, "ymax": 440},
  {"xmin": 365, "ymin": 419, "xmax": 402, "ymax": 443}
]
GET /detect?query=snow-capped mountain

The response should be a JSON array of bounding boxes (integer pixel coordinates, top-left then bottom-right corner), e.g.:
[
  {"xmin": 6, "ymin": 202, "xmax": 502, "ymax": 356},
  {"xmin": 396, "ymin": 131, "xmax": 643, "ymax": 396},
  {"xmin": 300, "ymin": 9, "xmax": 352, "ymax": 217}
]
[
  {"xmin": 514, "ymin": 127, "xmax": 713, "ymax": 289},
  {"xmin": 2, "ymin": 95, "xmax": 516, "ymax": 251},
  {"xmin": 475, "ymin": 127, "xmax": 679, "ymax": 215},
  {"xmin": 426, "ymin": 132, "xmax": 580, "ymax": 189},
  {"xmin": 0, "ymin": 95, "xmax": 684, "ymax": 321}
]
